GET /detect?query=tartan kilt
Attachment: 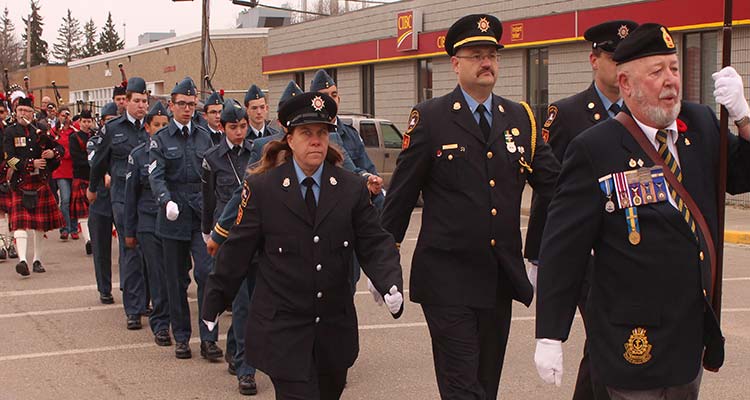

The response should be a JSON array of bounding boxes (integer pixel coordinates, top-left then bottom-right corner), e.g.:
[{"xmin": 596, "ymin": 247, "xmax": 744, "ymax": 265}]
[
  {"xmin": 70, "ymin": 178, "xmax": 90, "ymax": 219},
  {"xmin": 0, "ymin": 187, "xmax": 11, "ymax": 213},
  {"xmin": 9, "ymin": 178, "xmax": 65, "ymax": 232}
]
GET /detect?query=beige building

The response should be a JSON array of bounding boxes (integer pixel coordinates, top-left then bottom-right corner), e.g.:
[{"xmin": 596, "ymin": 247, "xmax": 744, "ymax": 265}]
[
  {"xmin": 8, "ymin": 64, "xmax": 70, "ymax": 110},
  {"xmin": 68, "ymin": 28, "xmax": 271, "ymax": 110}
]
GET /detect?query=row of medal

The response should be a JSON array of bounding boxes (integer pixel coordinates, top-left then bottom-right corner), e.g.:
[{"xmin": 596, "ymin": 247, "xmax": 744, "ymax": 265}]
[{"xmin": 598, "ymin": 166, "xmax": 669, "ymax": 245}]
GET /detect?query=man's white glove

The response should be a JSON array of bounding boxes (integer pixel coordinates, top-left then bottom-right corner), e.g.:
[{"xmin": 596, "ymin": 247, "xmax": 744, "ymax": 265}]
[
  {"xmin": 383, "ymin": 285, "xmax": 403, "ymax": 315},
  {"xmin": 713, "ymin": 66, "xmax": 750, "ymax": 121},
  {"xmin": 526, "ymin": 260, "xmax": 539, "ymax": 293},
  {"xmin": 166, "ymin": 201, "xmax": 180, "ymax": 221},
  {"xmin": 203, "ymin": 318, "xmax": 218, "ymax": 332},
  {"xmin": 535, "ymin": 338, "xmax": 563, "ymax": 387},
  {"xmin": 202, "ymin": 233, "xmax": 211, "ymax": 244},
  {"xmin": 367, "ymin": 278, "xmax": 384, "ymax": 306}
]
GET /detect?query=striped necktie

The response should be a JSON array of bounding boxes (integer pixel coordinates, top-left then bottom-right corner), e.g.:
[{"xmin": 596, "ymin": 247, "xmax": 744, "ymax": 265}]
[{"xmin": 655, "ymin": 129, "xmax": 696, "ymax": 235}]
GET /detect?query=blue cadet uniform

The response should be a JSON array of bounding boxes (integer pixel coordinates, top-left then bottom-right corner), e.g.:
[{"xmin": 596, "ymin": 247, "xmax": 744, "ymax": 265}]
[
  {"xmin": 89, "ymin": 79, "xmax": 149, "ymax": 326},
  {"xmin": 243, "ymin": 84, "xmax": 283, "ymax": 140},
  {"xmin": 148, "ymin": 77, "xmax": 222, "ymax": 360},
  {"xmin": 87, "ymin": 104, "xmax": 116, "ymax": 304},
  {"xmin": 124, "ymin": 101, "xmax": 171, "ymax": 344},
  {"xmin": 203, "ymin": 91, "xmax": 225, "ymax": 145},
  {"xmin": 201, "ymin": 99, "xmax": 258, "ymax": 393}
]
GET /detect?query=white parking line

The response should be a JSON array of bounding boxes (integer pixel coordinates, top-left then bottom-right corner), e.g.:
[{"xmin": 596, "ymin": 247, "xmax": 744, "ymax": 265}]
[
  {"xmin": 0, "ymin": 298, "xmax": 198, "ymax": 320},
  {"xmin": 0, "ymin": 283, "xmax": 120, "ymax": 298}
]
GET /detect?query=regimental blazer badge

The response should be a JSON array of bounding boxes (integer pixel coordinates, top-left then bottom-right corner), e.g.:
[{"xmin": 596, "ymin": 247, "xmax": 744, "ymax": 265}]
[{"xmin": 623, "ymin": 327, "xmax": 653, "ymax": 365}]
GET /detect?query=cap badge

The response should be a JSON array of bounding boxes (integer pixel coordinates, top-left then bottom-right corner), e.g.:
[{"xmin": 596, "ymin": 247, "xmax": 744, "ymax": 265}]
[
  {"xmin": 617, "ymin": 25, "xmax": 630, "ymax": 39},
  {"xmin": 311, "ymin": 96, "xmax": 325, "ymax": 112},
  {"xmin": 661, "ymin": 27, "xmax": 675, "ymax": 49},
  {"xmin": 477, "ymin": 17, "xmax": 490, "ymax": 33}
]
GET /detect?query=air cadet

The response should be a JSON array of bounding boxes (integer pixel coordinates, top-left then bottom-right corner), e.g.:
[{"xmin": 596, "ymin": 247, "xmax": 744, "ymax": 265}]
[
  {"xmin": 381, "ymin": 14, "xmax": 560, "ymax": 399},
  {"xmin": 87, "ymin": 102, "xmax": 118, "ymax": 304},
  {"xmin": 203, "ymin": 91, "xmax": 225, "ymax": 145},
  {"xmin": 5, "ymin": 97, "xmax": 65, "ymax": 276},
  {"xmin": 87, "ymin": 78, "xmax": 149, "ymax": 329},
  {"xmin": 202, "ymin": 91, "xmax": 404, "ymax": 400},
  {"xmin": 149, "ymin": 77, "xmax": 223, "ymax": 361},
  {"xmin": 113, "ymin": 84, "xmax": 128, "ymax": 115},
  {"xmin": 124, "ymin": 102, "xmax": 172, "ymax": 347},
  {"xmin": 535, "ymin": 23, "xmax": 750, "ymax": 399},
  {"xmin": 201, "ymin": 98, "xmax": 257, "ymax": 395},
  {"xmin": 69, "ymin": 109, "xmax": 95, "ymax": 255},
  {"xmin": 524, "ymin": 20, "xmax": 638, "ymax": 400},
  {"xmin": 244, "ymin": 84, "xmax": 282, "ymax": 140}
]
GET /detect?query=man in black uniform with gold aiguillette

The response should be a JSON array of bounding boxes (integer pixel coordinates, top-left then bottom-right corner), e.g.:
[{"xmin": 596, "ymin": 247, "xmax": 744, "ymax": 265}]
[{"xmin": 381, "ymin": 14, "xmax": 560, "ymax": 399}]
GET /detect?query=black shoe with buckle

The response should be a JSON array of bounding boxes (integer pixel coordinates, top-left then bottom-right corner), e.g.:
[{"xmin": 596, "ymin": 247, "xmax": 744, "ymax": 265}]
[
  {"xmin": 154, "ymin": 330, "xmax": 172, "ymax": 346},
  {"xmin": 200, "ymin": 341, "xmax": 223, "ymax": 361},
  {"xmin": 126, "ymin": 314, "xmax": 142, "ymax": 330},
  {"xmin": 175, "ymin": 342, "xmax": 192, "ymax": 359},
  {"xmin": 0, "ymin": 246, "xmax": 6, "ymax": 260},
  {"xmin": 85, "ymin": 241, "xmax": 92, "ymax": 255},
  {"xmin": 15, "ymin": 260, "xmax": 29, "ymax": 276},
  {"xmin": 32, "ymin": 261, "xmax": 45, "ymax": 273},
  {"xmin": 100, "ymin": 293, "xmax": 115, "ymax": 304},
  {"xmin": 238, "ymin": 374, "xmax": 258, "ymax": 396}
]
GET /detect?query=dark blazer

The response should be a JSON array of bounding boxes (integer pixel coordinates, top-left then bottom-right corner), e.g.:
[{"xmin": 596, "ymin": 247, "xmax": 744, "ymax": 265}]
[
  {"xmin": 381, "ymin": 85, "xmax": 560, "ymax": 308},
  {"xmin": 525, "ymin": 82, "xmax": 609, "ymax": 260},
  {"xmin": 202, "ymin": 160, "xmax": 403, "ymax": 381},
  {"xmin": 536, "ymin": 102, "xmax": 750, "ymax": 389},
  {"xmin": 124, "ymin": 142, "xmax": 158, "ymax": 237},
  {"xmin": 200, "ymin": 137, "xmax": 253, "ymax": 234}
]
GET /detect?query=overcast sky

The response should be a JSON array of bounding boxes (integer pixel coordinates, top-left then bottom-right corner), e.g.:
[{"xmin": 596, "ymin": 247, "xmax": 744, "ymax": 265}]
[{"xmin": 5, "ymin": 0, "xmax": 396, "ymax": 61}]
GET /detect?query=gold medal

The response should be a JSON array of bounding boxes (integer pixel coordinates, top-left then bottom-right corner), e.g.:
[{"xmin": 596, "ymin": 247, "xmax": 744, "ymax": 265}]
[{"xmin": 628, "ymin": 231, "xmax": 641, "ymax": 245}]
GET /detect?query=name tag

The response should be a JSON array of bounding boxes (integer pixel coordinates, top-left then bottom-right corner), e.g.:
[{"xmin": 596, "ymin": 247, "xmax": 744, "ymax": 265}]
[
  {"xmin": 14, "ymin": 137, "xmax": 26, "ymax": 147},
  {"xmin": 441, "ymin": 143, "xmax": 458, "ymax": 150}
]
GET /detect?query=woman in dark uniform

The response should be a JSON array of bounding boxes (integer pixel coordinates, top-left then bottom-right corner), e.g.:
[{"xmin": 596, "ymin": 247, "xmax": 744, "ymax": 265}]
[{"xmin": 202, "ymin": 92, "xmax": 404, "ymax": 400}]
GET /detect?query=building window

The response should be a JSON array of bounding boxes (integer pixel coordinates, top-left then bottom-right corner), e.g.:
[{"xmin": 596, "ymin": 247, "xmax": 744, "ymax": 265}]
[
  {"xmin": 683, "ymin": 31, "xmax": 718, "ymax": 110},
  {"xmin": 527, "ymin": 48, "xmax": 549, "ymax": 128},
  {"xmin": 361, "ymin": 64, "xmax": 375, "ymax": 116},
  {"xmin": 417, "ymin": 58, "xmax": 433, "ymax": 103},
  {"xmin": 294, "ymin": 72, "xmax": 305, "ymax": 92}
]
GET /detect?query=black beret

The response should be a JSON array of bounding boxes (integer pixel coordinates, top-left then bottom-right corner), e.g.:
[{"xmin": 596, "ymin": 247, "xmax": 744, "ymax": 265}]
[
  {"xmin": 613, "ymin": 23, "xmax": 677, "ymax": 65},
  {"xmin": 445, "ymin": 14, "xmax": 503, "ymax": 57},
  {"xmin": 309, "ymin": 69, "xmax": 336, "ymax": 92},
  {"xmin": 126, "ymin": 77, "xmax": 148, "ymax": 94},
  {"xmin": 278, "ymin": 80, "xmax": 304, "ymax": 109},
  {"xmin": 278, "ymin": 92, "xmax": 337, "ymax": 130},
  {"xmin": 221, "ymin": 98, "xmax": 248, "ymax": 123},
  {"xmin": 147, "ymin": 101, "xmax": 169, "ymax": 118},
  {"xmin": 100, "ymin": 102, "xmax": 118, "ymax": 117},
  {"xmin": 113, "ymin": 85, "xmax": 127, "ymax": 97},
  {"xmin": 79, "ymin": 109, "xmax": 93, "ymax": 119},
  {"xmin": 171, "ymin": 77, "xmax": 197, "ymax": 96},
  {"xmin": 244, "ymin": 84, "xmax": 264, "ymax": 105},
  {"xmin": 584, "ymin": 20, "xmax": 639, "ymax": 53},
  {"xmin": 205, "ymin": 91, "xmax": 223, "ymax": 107}
]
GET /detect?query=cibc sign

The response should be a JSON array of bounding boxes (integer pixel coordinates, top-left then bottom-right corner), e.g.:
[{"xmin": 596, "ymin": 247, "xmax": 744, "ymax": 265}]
[{"xmin": 396, "ymin": 10, "xmax": 422, "ymax": 52}]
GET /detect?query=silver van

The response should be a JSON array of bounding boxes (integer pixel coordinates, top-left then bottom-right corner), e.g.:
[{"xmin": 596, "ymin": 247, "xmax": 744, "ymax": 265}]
[{"xmin": 338, "ymin": 114, "xmax": 403, "ymax": 188}]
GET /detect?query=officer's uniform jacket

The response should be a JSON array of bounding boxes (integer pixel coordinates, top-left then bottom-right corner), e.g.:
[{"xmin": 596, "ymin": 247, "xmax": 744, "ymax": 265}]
[
  {"xmin": 536, "ymin": 102, "xmax": 750, "ymax": 389},
  {"xmin": 381, "ymin": 85, "xmax": 560, "ymax": 308},
  {"xmin": 246, "ymin": 121, "xmax": 281, "ymax": 141},
  {"xmin": 525, "ymin": 82, "xmax": 608, "ymax": 260},
  {"xmin": 4, "ymin": 122, "xmax": 63, "ymax": 185},
  {"xmin": 124, "ymin": 142, "xmax": 158, "ymax": 237},
  {"xmin": 202, "ymin": 160, "xmax": 403, "ymax": 381},
  {"xmin": 86, "ymin": 132, "xmax": 113, "ymax": 217},
  {"xmin": 89, "ymin": 114, "xmax": 148, "ymax": 204},
  {"xmin": 200, "ymin": 137, "xmax": 252, "ymax": 234},
  {"xmin": 149, "ymin": 120, "xmax": 213, "ymax": 241}
]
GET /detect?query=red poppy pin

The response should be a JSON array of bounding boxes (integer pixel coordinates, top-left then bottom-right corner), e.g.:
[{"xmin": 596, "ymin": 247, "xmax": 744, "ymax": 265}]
[{"xmin": 676, "ymin": 118, "xmax": 687, "ymax": 133}]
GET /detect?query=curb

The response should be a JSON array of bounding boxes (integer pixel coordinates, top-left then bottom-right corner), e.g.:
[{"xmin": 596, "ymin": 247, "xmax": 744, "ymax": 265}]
[{"xmin": 725, "ymin": 230, "xmax": 750, "ymax": 245}]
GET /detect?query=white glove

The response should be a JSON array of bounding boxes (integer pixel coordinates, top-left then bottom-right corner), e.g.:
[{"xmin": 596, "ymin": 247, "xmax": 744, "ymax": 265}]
[
  {"xmin": 535, "ymin": 338, "xmax": 563, "ymax": 387},
  {"xmin": 202, "ymin": 233, "xmax": 211, "ymax": 244},
  {"xmin": 713, "ymin": 66, "xmax": 750, "ymax": 121},
  {"xmin": 367, "ymin": 278, "xmax": 384, "ymax": 306},
  {"xmin": 383, "ymin": 285, "xmax": 403, "ymax": 315},
  {"xmin": 526, "ymin": 260, "xmax": 539, "ymax": 293},
  {"xmin": 203, "ymin": 318, "xmax": 217, "ymax": 332},
  {"xmin": 166, "ymin": 200, "xmax": 179, "ymax": 221}
]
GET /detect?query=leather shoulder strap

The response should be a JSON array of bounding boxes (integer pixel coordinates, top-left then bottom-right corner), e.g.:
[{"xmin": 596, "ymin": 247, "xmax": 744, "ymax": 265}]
[{"xmin": 614, "ymin": 112, "xmax": 717, "ymax": 299}]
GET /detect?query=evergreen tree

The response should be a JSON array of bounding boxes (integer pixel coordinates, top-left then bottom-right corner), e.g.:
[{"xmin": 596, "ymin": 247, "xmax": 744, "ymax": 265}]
[
  {"xmin": 21, "ymin": 0, "xmax": 48, "ymax": 66},
  {"xmin": 0, "ymin": 6, "xmax": 21, "ymax": 71},
  {"xmin": 52, "ymin": 9, "xmax": 82, "ymax": 63},
  {"xmin": 97, "ymin": 12, "xmax": 123, "ymax": 53},
  {"xmin": 80, "ymin": 18, "xmax": 99, "ymax": 59}
]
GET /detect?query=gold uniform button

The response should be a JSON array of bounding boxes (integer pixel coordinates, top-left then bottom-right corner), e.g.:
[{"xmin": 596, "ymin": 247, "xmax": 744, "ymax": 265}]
[
  {"xmin": 490, "ymin": 239, "xmax": 496, "ymax": 247},
  {"xmin": 489, "ymin": 179, "xmax": 496, "ymax": 187},
  {"xmin": 491, "ymin": 208, "xmax": 497, "ymax": 216},
  {"xmin": 699, "ymin": 251, "xmax": 704, "ymax": 261},
  {"xmin": 487, "ymin": 151, "xmax": 494, "ymax": 159}
]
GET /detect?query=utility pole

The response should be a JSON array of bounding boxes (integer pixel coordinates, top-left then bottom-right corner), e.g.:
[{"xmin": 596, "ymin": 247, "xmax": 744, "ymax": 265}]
[{"xmin": 200, "ymin": 0, "xmax": 210, "ymax": 100}]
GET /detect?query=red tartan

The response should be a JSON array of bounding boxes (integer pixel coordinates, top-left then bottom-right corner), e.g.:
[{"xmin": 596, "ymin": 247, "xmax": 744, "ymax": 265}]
[
  {"xmin": 9, "ymin": 180, "xmax": 65, "ymax": 232},
  {"xmin": 0, "ymin": 189, "xmax": 11, "ymax": 213},
  {"xmin": 70, "ymin": 178, "xmax": 90, "ymax": 219}
]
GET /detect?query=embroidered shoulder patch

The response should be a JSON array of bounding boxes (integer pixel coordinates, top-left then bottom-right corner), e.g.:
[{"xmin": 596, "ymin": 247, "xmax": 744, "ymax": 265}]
[
  {"xmin": 544, "ymin": 105, "xmax": 558, "ymax": 129},
  {"xmin": 148, "ymin": 160, "xmax": 157, "ymax": 174},
  {"xmin": 405, "ymin": 109, "xmax": 420, "ymax": 134}
]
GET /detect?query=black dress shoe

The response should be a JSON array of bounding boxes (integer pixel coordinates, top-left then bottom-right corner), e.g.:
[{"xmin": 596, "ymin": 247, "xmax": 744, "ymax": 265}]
[
  {"xmin": 126, "ymin": 314, "xmax": 142, "ymax": 330},
  {"xmin": 0, "ymin": 246, "xmax": 7, "ymax": 260},
  {"xmin": 175, "ymin": 342, "xmax": 192, "ymax": 359},
  {"xmin": 85, "ymin": 241, "xmax": 92, "ymax": 255},
  {"xmin": 100, "ymin": 293, "xmax": 115, "ymax": 304},
  {"xmin": 32, "ymin": 261, "xmax": 45, "ymax": 273},
  {"xmin": 238, "ymin": 374, "xmax": 258, "ymax": 396},
  {"xmin": 8, "ymin": 242, "xmax": 18, "ymax": 259},
  {"xmin": 154, "ymin": 330, "xmax": 172, "ymax": 346},
  {"xmin": 200, "ymin": 341, "xmax": 223, "ymax": 361},
  {"xmin": 226, "ymin": 350, "xmax": 236, "ymax": 375},
  {"xmin": 15, "ymin": 261, "xmax": 29, "ymax": 276},
  {"xmin": 143, "ymin": 306, "xmax": 153, "ymax": 317}
]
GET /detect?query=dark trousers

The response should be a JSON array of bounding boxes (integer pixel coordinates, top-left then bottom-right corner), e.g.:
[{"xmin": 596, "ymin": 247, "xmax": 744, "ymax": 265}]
[
  {"xmin": 270, "ymin": 358, "xmax": 348, "ymax": 400},
  {"xmin": 88, "ymin": 211, "xmax": 113, "ymax": 295},
  {"xmin": 422, "ymin": 293, "xmax": 512, "ymax": 400},
  {"xmin": 137, "ymin": 231, "xmax": 170, "ymax": 333},
  {"xmin": 161, "ymin": 230, "xmax": 215, "ymax": 343},
  {"xmin": 225, "ymin": 271, "xmax": 257, "ymax": 378},
  {"xmin": 111, "ymin": 202, "xmax": 146, "ymax": 316}
]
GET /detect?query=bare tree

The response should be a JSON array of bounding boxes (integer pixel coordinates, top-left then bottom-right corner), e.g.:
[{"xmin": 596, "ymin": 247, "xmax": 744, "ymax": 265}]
[{"xmin": 0, "ymin": 6, "xmax": 21, "ymax": 72}]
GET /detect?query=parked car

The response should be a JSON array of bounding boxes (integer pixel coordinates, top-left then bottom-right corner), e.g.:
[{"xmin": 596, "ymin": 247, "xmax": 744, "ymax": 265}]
[{"xmin": 338, "ymin": 114, "xmax": 403, "ymax": 188}]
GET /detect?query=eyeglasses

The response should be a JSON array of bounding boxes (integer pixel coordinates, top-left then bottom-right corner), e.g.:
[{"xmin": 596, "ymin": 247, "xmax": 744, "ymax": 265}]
[
  {"xmin": 174, "ymin": 101, "xmax": 197, "ymax": 109},
  {"xmin": 455, "ymin": 53, "xmax": 500, "ymax": 63}
]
